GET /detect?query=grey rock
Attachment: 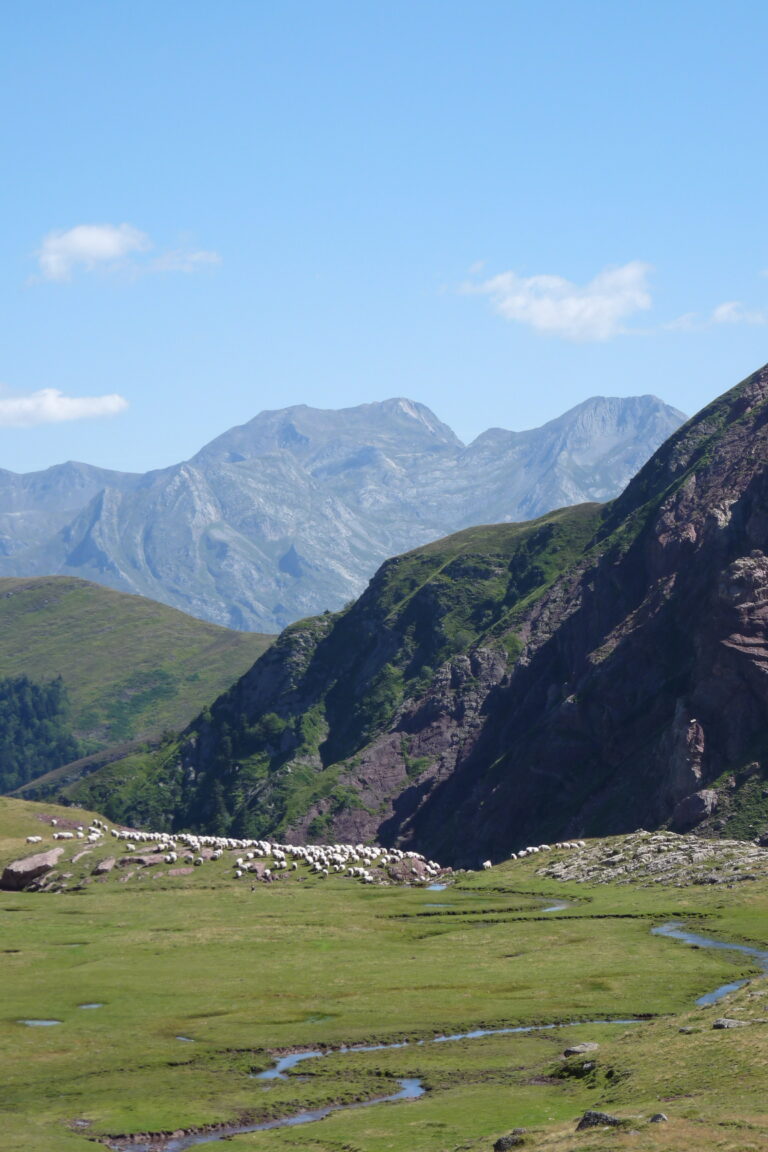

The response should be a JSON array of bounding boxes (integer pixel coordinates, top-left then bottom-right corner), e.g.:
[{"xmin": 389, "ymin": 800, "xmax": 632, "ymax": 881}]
[
  {"xmin": 92, "ymin": 857, "xmax": 116, "ymax": 875},
  {"xmin": 563, "ymin": 1041, "xmax": 599, "ymax": 1056},
  {"xmin": 672, "ymin": 789, "xmax": 719, "ymax": 831},
  {"xmin": 650, "ymin": 1112, "xmax": 668, "ymax": 1123},
  {"xmin": 712, "ymin": 1017, "xmax": 749, "ymax": 1029},
  {"xmin": 493, "ymin": 1134, "xmax": 526, "ymax": 1150},
  {"xmin": 576, "ymin": 1110, "xmax": 623, "ymax": 1130},
  {"xmin": 0, "ymin": 395, "xmax": 685, "ymax": 632},
  {"xmin": 0, "ymin": 847, "xmax": 64, "ymax": 890}
]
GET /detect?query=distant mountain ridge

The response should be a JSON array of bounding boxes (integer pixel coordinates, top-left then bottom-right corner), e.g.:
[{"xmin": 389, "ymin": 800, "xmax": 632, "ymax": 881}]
[{"xmin": 0, "ymin": 394, "xmax": 685, "ymax": 631}]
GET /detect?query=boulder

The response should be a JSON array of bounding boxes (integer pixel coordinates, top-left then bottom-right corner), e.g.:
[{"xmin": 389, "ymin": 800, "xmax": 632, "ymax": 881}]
[
  {"xmin": 493, "ymin": 1132, "xmax": 527, "ymax": 1150},
  {"xmin": 650, "ymin": 1112, "xmax": 668, "ymax": 1123},
  {"xmin": 712, "ymin": 1017, "xmax": 748, "ymax": 1029},
  {"xmin": 576, "ymin": 1110, "xmax": 623, "ymax": 1130},
  {"xmin": 563, "ymin": 1041, "xmax": 599, "ymax": 1056},
  {"xmin": 672, "ymin": 789, "xmax": 719, "ymax": 831},
  {"xmin": 117, "ymin": 853, "xmax": 164, "ymax": 868},
  {"xmin": 0, "ymin": 847, "xmax": 64, "ymax": 890},
  {"xmin": 92, "ymin": 857, "xmax": 116, "ymax": 875}
]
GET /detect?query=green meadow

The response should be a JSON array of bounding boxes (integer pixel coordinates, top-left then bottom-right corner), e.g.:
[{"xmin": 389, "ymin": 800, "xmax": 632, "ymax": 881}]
[
  {"xmin": 1, "ymin": 798, "xmax": 768, "ymax": 1152},
  {"xmin": 0, "ymin": 576, "xmax": 271, "ymax": 754}
]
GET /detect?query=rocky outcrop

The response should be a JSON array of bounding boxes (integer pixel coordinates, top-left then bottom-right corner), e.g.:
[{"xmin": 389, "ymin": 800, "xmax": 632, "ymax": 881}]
[
  {"xmin": 563, "ymin": 1042, "xmax": 599, "ymax": 1056},
  {"xmin": 576, "ymin": 1111, "xmax": 624, "ymax": 1130},
  {"xmin": 537, "ymin": 831, "xmax": 768, "ymax": 886},
  {"xmin": 0, "ymin": 847, "xmax": 64, "ymax": 890},
  {"xmin": 672, "ymin": 789, "xmax": 719, "ymax": 831},
  {"xmin": 493, "ymin": 1133, "xmax": 527, "ymax": 1150}
]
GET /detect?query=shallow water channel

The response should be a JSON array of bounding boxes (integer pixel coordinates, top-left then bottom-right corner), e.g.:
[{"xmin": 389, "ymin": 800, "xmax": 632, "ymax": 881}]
[
  {"xmin": 651, "ymin": 921, "xmax": 768, "ymax": 1005},
  {"xmin": 109, "ymin": 910, "xmax": 768, "ymax": 1151}
]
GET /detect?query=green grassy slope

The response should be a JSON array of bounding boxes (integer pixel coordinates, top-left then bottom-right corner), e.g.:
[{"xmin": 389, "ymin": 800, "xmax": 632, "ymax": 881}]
[
  {"xmin": 0, "ymin": 576, "xmax": 272, "ymax": 756},
  {"xmin": 1, "ymin": 797, "xmax": 767, "ymax": 1152}
]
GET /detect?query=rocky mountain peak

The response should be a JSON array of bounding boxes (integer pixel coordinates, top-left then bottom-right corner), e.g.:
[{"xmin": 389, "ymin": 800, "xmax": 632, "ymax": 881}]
[{"xmin": 0, "ymin": 392, "xmax": 686, "ymax": 631}]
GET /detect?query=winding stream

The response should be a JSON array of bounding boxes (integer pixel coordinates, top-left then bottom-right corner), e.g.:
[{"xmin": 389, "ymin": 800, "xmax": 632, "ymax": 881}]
[
  {"xmin": 108, "ymin": 908, "xmax": 767, "ymax": 1151},
  {"xmin": 651, "ymin": 921, "xmax": 768, "ymax": 1005}
]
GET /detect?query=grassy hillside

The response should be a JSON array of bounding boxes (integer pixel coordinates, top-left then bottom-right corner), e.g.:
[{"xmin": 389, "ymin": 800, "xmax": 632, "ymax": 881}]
[
  {"xmin": 58, "ymin": 504, "xmax": 602, "ymax": 832},
  {"xmin": 0, "ymin": 576, "xmax": 272, "ymax": 757},
  {"xmin": 1, "ymin": 797, "xmax": 767, "ymax": 1151}
]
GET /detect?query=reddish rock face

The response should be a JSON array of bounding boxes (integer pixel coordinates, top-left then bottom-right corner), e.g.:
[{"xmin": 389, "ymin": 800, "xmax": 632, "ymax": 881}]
[
  {"xmin": 308, "ymin": 364, "xmax": 768, "ymax": 864},
  {"xmin": 397, "ymin": 365, "xmax": 768, "ymax": 863}
]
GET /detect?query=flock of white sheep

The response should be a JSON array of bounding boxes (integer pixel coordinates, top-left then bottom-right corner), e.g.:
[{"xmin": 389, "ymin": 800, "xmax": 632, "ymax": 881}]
[
  {"xmin": 29, "ymin": 818, "xmax": 446, "ymax": 885},
  {"xmin": 481, "ymin": 840, "xmax": 586, "ymax": 869},
  {"xmin": 29, "ymin": 819, "xmax": 586, "ymax": 882}
]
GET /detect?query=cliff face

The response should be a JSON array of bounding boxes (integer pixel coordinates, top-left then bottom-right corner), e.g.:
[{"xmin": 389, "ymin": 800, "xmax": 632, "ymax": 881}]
[{"xmin": 67, "ymin": 366, "xmax": 768, "ymax": 863}]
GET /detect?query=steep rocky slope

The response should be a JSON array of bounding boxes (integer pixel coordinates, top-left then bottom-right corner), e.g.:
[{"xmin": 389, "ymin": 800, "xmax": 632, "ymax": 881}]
[
  {"xmin": 0, "ymin": 395, "xmax": 683, "ymax": 631},
  {"xmin": 71, "ymin": 362, "xmax": 768, "ymax": 864}
]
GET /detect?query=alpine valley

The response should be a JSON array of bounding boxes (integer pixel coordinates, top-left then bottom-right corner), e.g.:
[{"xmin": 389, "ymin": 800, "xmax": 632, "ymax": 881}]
[
  {"xmin": 26, "ymin": 364, "xmax": 768, "ymax": 868},
  {"xmin": 5, "ymin": 367, "xmax": 768, "ymax": 1152}
]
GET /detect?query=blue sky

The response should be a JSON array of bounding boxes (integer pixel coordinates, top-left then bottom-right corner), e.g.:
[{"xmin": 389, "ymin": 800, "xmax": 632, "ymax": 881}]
[{"xmin": 2, "ymin": 0, "xmax": 767, "ymax": 473}]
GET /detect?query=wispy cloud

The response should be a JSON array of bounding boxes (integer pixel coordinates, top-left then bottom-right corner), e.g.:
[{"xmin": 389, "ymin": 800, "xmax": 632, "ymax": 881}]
[
  {"xmin": 463, "ymin": 261, "xmax": 652, "ymax": 341},
  {"xmin": 666, "ymin": 300, "xmax": 768, "ymax": 331},
  {"xmin": 0, "ymin": 387, "xmax": 128, "ymax": 427},
  {"xmin": 710, "ymin": 300, "xmax": 768, "ymax": 325},
  {"xmin": 34, "ymin": 223, "xmax": 221, "ymax": 282},
  {"xmin": 150, "ymin": 248, "xmax": 222, "ymax": 273}
]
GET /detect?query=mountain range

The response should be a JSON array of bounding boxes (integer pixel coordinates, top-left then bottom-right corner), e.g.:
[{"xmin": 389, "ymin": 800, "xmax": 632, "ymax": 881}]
[
  {"xmin": 39, "ymin": 364, "xmax": 768, "ymax": 864},
  {"xmin": 0, "ymin": 394, "xmax": 685, "ymax": 632}
]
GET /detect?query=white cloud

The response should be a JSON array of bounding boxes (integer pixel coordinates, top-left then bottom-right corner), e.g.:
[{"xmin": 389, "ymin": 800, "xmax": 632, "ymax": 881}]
[
  {"xmin": 34, "ymin": 223, "xmax": 221, "ymax": 281},
  {"xmin": 37, "ymin": 224, "xmax": 151, "ymax": 281},
  {"xmin": 464, "ymin": 260, "xmax": 652, "ymax": 341},
  {"xmin": 710, "ymin": 300, "xmax": 768, "ymax": 325},
  {"xmin": 0, "ymin": 387, "xmax": 128, "ymax": 427},
  {"xmin": 666, "ymin": 300, "xmax": 768, "ymax": 331}
]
